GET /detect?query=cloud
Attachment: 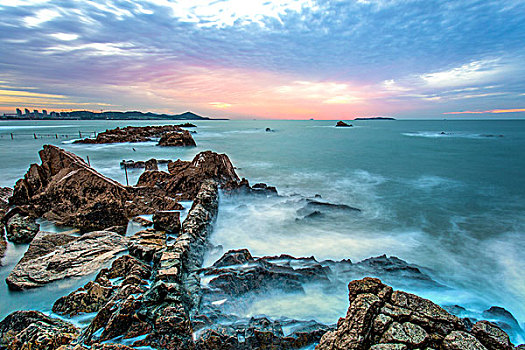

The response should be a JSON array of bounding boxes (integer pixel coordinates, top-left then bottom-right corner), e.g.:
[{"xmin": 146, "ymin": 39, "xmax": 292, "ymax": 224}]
[{"xmin": 444, "ymin": 108, "xmax": 525, "ymax": 115}]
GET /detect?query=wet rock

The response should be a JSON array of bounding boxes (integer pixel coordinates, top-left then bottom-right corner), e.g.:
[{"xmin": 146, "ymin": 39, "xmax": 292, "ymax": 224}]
[
  {"xmin": 5, "ymin": 213, "xmax": 39, "ymax": 243},
  {"xmin": 442, "ymin": 331, "xmax": 487, "ymax": 349},
  {"xmin": 74, "ymin": 124, "xmax": 194, "ymax": 144},
  {"xmin": 336, "ymin": 121, "xmax": 352, "ymax": 127},
  {"xmin": 222, "ymin": 177, "xmax": 278, "ymax": 197},
  {"xmin": 157, "ymin": 130, "xmax": 197, "ymax": 147},
  {"xmin": 482, "ymin": 306, "xmax": 524, "ymax": 340},
  {"xmin": 369, "ymin": 345, "xmax": 407, "ymax": 350},
  {"xmin": 153, "ymin": 210, "xmax": 181, "ymax": 234},
  {"xmin": 301, "ymin": 199, "xmax": 361, "ymax": 214},
  {"xmin": 128, "ymin": 229, "xmax": 166, "ymax": 262},
  {"xmin": 213, "ymin": 248, "xmax": 254, "ymax": 267},
  {"xmin": 145, "ymin": 158, "xmax": 159, "ymax": 171},
  {"xmin": 6, "ymin": 230, "xmax": 127, "ymax": 290},
  {"xmin": 131, "ymin": 216, "xmax": 153, "ymax": 227},
  {"xmin": 137, "ymin": 151, "xmax": 239, "ymax": 200},
  {"xmin": 0, "ymin": 187, "xmax": 11, "ymax": 262},
  {"xmin": 471, "ymin": 321, "xmax": 513, "ymax": 350},
  {"xmin": 315, "ymin": 277, "xmax": 511, "ymax": 350},
  {"xmin": 0, "ymin": 310, "xmax": 79, "ymax": 350}
]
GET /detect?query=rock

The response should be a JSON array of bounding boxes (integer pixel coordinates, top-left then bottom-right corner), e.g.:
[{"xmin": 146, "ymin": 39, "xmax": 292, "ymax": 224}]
[
  {"xmin": 157, "ymin": 130, "xmax": 197, "ymax": 147},
  {"xmin": 10, "ymin": 145, "xmax": 184, "ymax": 231},
  {"xmin": 336, "ymin": 121, "xmax": 352, "ymax": 127},
  {"xmin": 153, "ymin": 210, "xmax": 181, "ymax": 234},
  {"xmin": 5, "ymin": 213, "xmax": 39, "ymax": 243},
  {"xmin": 222, "ymin": 178, "xmax": 278, "ymax": 197},
  {"xmin": 482, "ymin": 306, "xmax": 524, "ymax": 340},
  {"xmin": 315, "ymin": 277, "xmax": 511, "ymax": 350},
  {"xmin": 369, "ymin": 345, "xmax": 407, "ymax": 350},
  {"xmin": 0, "ymin": 187, "xmax": 11, "ymax": 263},
  {"xmin": 128, "ymin": 229, "xmax": 166, "ymax": 262},
  {"xmin": 471, "ymin": 321, "xmax": 513, "ymax": 350},
  {"xmin": 213, "ymin": 248, "xmax": 254, "ymax": 267},
  {"xmin": 74, "ymin": 124, "xmax": 194, "ymax": 144},
  {"xmin": 0, "ymin": 310, "xmax": 79, "ymax": 349},
  {"xmin": 145, "ymin": 158, "xmax": 159, "ymax": 171},
  {"xmin": 137, "ymin": 151, "xmax": 239, "ymax": 200},
  {"xmin": 6, "ymin": 230, "xmax": 128, "ymax": 290},
  {"xmin": 442, "ymin": 331, "xmax": 487, "ymax": 349}
]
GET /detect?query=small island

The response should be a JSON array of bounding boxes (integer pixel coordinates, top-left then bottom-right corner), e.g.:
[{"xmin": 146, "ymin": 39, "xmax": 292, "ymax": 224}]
[{"xmin": 336, "ymin": 121, "xmax": 353, "ymax": 127}]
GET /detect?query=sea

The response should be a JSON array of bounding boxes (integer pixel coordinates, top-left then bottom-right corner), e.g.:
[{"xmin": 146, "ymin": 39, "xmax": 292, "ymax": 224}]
[{"xmin": 0, "ymin": 119, "xmax": 524, "ymax": 343}]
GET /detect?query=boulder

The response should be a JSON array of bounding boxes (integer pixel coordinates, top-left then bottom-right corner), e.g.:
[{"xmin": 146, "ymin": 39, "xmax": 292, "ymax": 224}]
[
  {"xmin": 6, "ymin": 230, "xmax": 127, "ymax": 290},
  {"xmin": 5, "ymin": 213, "xmax": 39, "ymax": 243},
  {"xmin": 315, "ymin": 278, "xmax": 513, "ymax": 350},
  {"xmin": 128, "ymin": 229, "xmax": 167, "ymax": 262},
  {"xmin": 153, "ymin": 210, "xmax": 181, "ymax": 233},
  {"xmin": 137, "ymin": 151, "xmax": 239, "ymax": 200},
  {"xmin": 0, "ymin": 310, "xmax": 79, "ymax": 350},
  {"xmin": 157, "ymin": 130, "xmax": 197, "ymax": 147},
  {"xmin": 336, "ymin": 121, "xmax": 352, "ymax": 127}
]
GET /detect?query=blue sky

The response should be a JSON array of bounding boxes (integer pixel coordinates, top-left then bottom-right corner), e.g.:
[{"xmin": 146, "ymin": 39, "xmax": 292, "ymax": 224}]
[{"xmin": 1, "ymin": 0, "xmax": 524, "ymax": 119}]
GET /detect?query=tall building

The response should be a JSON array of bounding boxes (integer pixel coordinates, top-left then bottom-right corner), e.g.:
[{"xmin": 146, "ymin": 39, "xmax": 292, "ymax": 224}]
[
  {"xmin": 24, "ymin": 108, "xmax": 30, "ymax": 115},
  {"xmin": 16, "ymin": 108, "xmax": 22, "ymax": 116},
  {"xmin": 43, "ymin": 110, "xmax": 48, "ymax": 116}
]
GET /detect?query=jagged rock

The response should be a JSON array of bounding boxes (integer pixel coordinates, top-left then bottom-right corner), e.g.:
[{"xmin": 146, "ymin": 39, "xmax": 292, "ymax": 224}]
[
  {"xmin": 53, "ymin": 254, "xmax": 152, "ymax": 317},
  {"xmin": 10, "ymin": 145, "xmax": 184, "ymax": 230},
  {"xmin": 195, "ymin": 318, "xmax": 332, "ymax": 350},
  {"xmin": 157, "ymin": 130, "xmax": 197, "ymax": 147},
  {"xmin": 482, "ymin": 306, "xmax": 525, "ymax": 341},
  {"xmin": 0, "ymin": 188, "xmax": 12, "ymax": 262},
  {"xmin": 120, "ymin": 158, "xmax": 168, "ymax": 169},
  {"xmin": 471, "ymin": 321, "xmax": 513, "ymax": 350},
  {"xmin": 0, "ymin": 310, "xmax": 79, "ymax": 350},
  {"xmin": 369, "ymin": 345, "xmax": 407, "ymax": 350},
  {"xmin": 222, "ymin": 177, "xmax": 278, "ymax": 196},
  {"xmin": 129, "ymin": 229, "xmax": 166, "ymax": 262},
  {"xmin": 213, "ymin": 248, "xmax": 254, "ymax": 267},
  {"xmin": 131, "ymin": 216, "xmax": 153, "ymax": 226},
  {"xmin": 5, "ymin": 213, "xmax": 39, "ymax": 243},
  {"xmin": 6, "ymin": 230, "xmax": 127, "ymax": 290},
  {"xmin": 153, "ymin": 210, "xmax": 181, "ymax": 234},
  {"xmin": 315, "ymin": 278, "xmax": 512, "ymax": 350},
  {"xmin": 137, "ymin": 151, "xmax": 239, "ymax": 200},
  {"xmin": 74, "ymin": 124, "xmax": 194, "ymax": 144},
  {"xmin": 336, "ymin": 121, "xmax": 352, "ymax": 127},
  {"xmin": 145, "ymin": 158, "xmax": 159, "ymax": 170},
  {"xmin": 442, "ymin": 331, "xmax": 487, "ymax": 349}
]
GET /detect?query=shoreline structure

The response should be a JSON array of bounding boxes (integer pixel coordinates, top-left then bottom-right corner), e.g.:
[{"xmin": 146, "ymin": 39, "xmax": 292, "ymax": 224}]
[{"xmin": 0, "ymin": 125, "xmax": 521, "ymax": 349}]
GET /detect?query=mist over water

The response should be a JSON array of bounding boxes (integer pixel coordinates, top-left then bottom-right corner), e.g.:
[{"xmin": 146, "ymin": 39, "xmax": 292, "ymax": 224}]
[{"xmin": 0, "ymin": 119, "xmax": 524, "ymax": 342}]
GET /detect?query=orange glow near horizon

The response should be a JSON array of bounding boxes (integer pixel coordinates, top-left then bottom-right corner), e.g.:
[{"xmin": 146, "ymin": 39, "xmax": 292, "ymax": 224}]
[{"xmin": 444, "ymin": 108, "xmax": 525, "ymax": 115}]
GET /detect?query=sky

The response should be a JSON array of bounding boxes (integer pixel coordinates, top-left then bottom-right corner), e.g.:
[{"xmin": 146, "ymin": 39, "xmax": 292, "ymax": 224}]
[{"xmin": 0, "ymin": 0, "xmax": 525, "ymax": 119}]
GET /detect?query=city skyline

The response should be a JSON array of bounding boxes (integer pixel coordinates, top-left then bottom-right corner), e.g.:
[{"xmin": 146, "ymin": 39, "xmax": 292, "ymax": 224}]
[{"xmin": 1, "ymin": 0, "xmax": 525, "ymax": 119}]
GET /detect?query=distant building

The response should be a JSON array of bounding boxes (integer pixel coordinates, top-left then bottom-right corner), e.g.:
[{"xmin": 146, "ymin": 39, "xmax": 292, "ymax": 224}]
[
  {"xmin": 43, "ymin": 110, "xmax": 48, "ymax": 116},
  {"xmin": 24, "ymin": 108, "xmax": 30, "ymax": 115},
  {"xmin": 16, "ymin": 108, "xmax": 22, "ymax": 117}
]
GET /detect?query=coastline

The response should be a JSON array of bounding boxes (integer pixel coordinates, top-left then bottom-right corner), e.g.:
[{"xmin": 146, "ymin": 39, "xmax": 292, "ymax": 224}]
[{"xmin": 0, "ymin": 119, "xmax": 520, "ymax": 348}]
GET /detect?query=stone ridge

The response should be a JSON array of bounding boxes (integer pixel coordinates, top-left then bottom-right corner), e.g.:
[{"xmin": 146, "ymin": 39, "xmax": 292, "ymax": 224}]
[{"xmin": 316, "ymin": 277, "xmax": 515, "ymax": 350}]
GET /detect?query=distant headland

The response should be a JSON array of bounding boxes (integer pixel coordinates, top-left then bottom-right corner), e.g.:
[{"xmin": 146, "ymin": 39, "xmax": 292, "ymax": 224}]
[
  {"xmin": 353, "ymin": 116, "xmax": 396, "ymax": 120},
  {"xmin": 0, "ymin": 108, "xmax": 226, "ymax": 121}
]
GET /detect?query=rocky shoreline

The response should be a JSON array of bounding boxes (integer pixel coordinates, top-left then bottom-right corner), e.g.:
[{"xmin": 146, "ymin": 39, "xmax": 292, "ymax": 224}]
[{"xmin": 0, "ymin": 142, "xmax": 523, "ymax": 349}]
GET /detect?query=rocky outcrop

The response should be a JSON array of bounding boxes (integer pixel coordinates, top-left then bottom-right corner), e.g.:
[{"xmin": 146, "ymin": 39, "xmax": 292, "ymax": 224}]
[
  {"xmin": 120, "ymin": 158, "xmax": 169, "ymax": 169},
  {"xmin": 137, "ymin": 151, "xmax": 240, "ymax": 200},
  {"xmin": 336, "ymin": 121, "xmax": 352, "ymax": 127},
  {"xmin": 74, "ymin": 124, "xmax": 195, "ymax": 144},
  {"xmin": 153, "ymin": 210, "xmax": 181, "ymax": 234},
  {"xmin": 222, "ymin": 177, "xmax": 278, "ymax": 197},
  {"xmin": 5, "ymin": 213, "xmax": 39, "ymax": 243},
  {"xmin": 6, "ymin": 230, "xmax": 127, "ymax": 290},
  {"xmin": 128, "ymin": 229, "xmax": 166, "ymax": 262},
  {"xmin": 195, "ymin": 317, "xmax": 332, "ymax": 350},
  {"xmin": 0, "ymin": 310, "xmax": 79, "ymax": 350},
  {"xmin": 0, "ymin": 187, "xmax": 11, "ymax": 263},
  {"xmin": 157, "ymin": 130, "xmax": 197, "ymax": 147},
  {"xmin": 53, "ymin": 255, "xmax": 151, "ymax": 317},
  {"xmin": 9, "ymin": 145, "xmax": 184, "ymax": 231},
  {"xmin": 315, "ymin": 277, "xmax": 515, "ymax": 350}
]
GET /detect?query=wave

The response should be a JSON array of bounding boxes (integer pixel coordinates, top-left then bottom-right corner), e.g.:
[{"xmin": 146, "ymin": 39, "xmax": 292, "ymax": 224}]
[{"xmin": 403, "ymin": 131, "xmax": 504, "ymax": 139}]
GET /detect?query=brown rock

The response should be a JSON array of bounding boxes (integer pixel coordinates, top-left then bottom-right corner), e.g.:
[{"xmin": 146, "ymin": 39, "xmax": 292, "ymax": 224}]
[
  {"xmin": 6, "ymin": 213, "xmax": 39, "ymax": 243},
  {"xmin": 6, "ymin": 230, "xmax": 127, "ymax": 290},
  {"xmin": 0, "ymin": 310, "xmax": 79, "ymax": 350},
  {"xmin": 129, "ymin": 229, "xmax": 167, "ymax": 262},
  {"xmin": 336, "ymin": 121, "xmax": 352, "ymax": 127},
  {"xmin": 157, "ymin": 130, "xmax": 196, "ymax": 147},
  {"xmin": 153, "ymin": 210, "xmax": 181, "ymax": 233},
  {"xmin": 442, "ymin": 331, "xmax": 487, "ymax": 350},
  {"xmin": 74, "ymin": 125, "xmax": 194, "ymax": 144},
  {"xmin": 471, "ymin": 321, "xmax": 513, "ymax": 350}
]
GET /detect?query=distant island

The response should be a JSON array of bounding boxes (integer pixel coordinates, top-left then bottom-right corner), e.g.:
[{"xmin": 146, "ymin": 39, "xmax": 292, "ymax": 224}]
[
  {"xmin": 0, "ymin": 108, "xmax": 226, "ymax": 121},
  {"xmin": 353, "ymin": 117, "xmax": 396, "ymax": 120}
]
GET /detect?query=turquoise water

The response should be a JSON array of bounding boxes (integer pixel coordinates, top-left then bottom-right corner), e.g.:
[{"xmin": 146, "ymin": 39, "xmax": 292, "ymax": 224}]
[{"xmin": 0, "ymin": 119, "xmax": 524, "ymax": 341}]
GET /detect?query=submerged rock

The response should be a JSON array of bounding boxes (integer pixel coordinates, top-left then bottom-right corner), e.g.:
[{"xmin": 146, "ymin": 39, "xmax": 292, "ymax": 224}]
[
  {"xmin": 315, "ymin": 277, "xmax": 514, "ymax": 350},
  {"xmin": 6, "ymin": 230, "xmax": 127, "ymax": 290},
  {"xmin": 0, "ymin": 310, "xmax": 79, "ymax": 349},
  {"xmin": 5, "ymin": 213, "xmax": 39, "ymax": 243}
]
